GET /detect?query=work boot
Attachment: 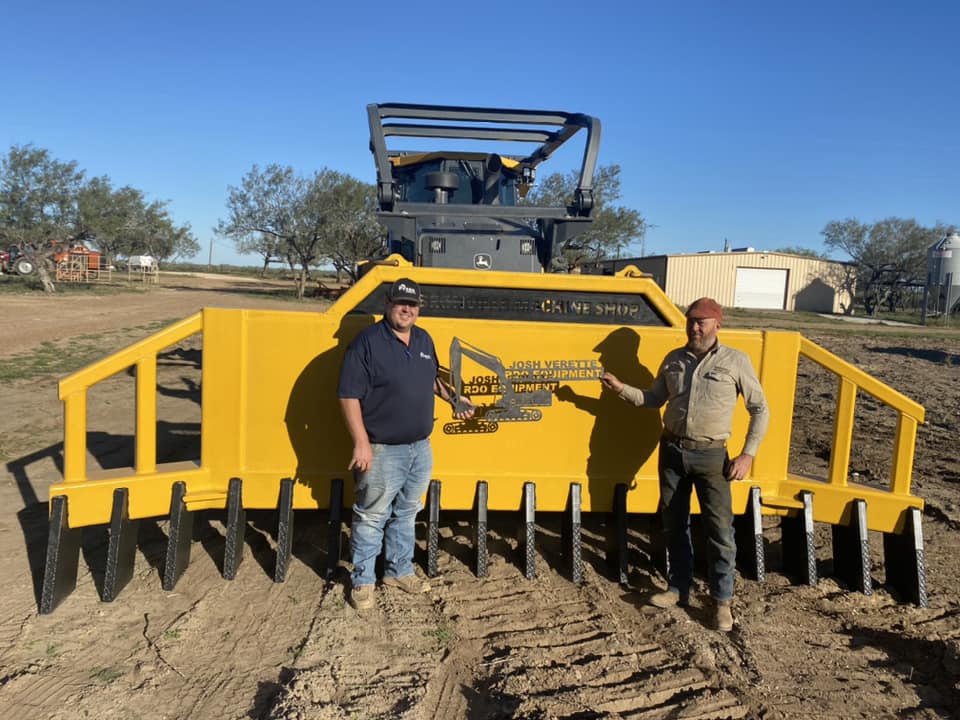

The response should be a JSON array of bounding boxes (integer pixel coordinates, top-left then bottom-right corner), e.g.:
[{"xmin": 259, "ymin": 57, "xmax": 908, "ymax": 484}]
[
  {"xmin": 382, "ymin": 574, "xmax": 431, "ymax": 594},
  {"xmin": 349, "ymin": 584, "xmax": 375, "ymax": 611},
  {"xmin": 648, "ymin": 588, "xmax": 686, "ymax": 609},
  {"xmin": 715, "ymin": 599, "xmax": 734, "ymax": 632}
]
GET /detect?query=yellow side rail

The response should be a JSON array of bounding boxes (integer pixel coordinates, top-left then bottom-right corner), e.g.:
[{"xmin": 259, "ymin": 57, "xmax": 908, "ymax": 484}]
[
  {"xmin": 797, "ymin": 337, "xmax": 924, "ymax": 497},
  {"xmin": 60, "ymin": 312, "xmax": 204, "ymax": 483},
  {"xmin": 57, "ymin": 313, "xmax": 209, "ymax": 526}
]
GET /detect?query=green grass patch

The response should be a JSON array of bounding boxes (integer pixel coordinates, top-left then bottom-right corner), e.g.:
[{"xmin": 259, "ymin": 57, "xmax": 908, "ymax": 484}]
[
  {"xmin": 90, "ymin": 667, "xmax": 123, "ymax": 684},
  {"xmin": 0, "ymin": 319, "xmax": 179, "ymax": 384},
  {"xmin": 0, "ymin": 273, "xmax": 155, "ymax": 296},
  {"xmin": 723, "ymin": 307, "xmax": 960, "ymax": 340},
  {"xmin": 163, "ymin": 261, "xmax": 340, "ymax": 281},
  {"xmin": 423, "ymin": 623, "xmax": 455, "ymax": 649}
]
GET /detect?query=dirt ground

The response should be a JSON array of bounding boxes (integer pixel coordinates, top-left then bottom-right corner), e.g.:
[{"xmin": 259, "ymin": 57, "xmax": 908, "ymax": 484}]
[{"xmin": 0, "ymin": 272, "xmax": 958, "ymax": 720}]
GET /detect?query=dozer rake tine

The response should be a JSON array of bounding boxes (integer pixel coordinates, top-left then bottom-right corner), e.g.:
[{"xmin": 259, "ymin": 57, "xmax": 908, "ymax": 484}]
[
  {"xmin": 562, "ymin": 483, "xmax": 583, "ymax": 585},
  {"xmin": 40, "ymin": 495, "xmax": 81, "ymax": 614},
  {"xmin": 223, "ymin": 478, "xmax": 245, "ymax": 581},
  {"xmin": 163, "ymin": 481, "xmax": 194, "ymax": 591},
  {"xmin": 832, "ymin": 498, "xmax": 872, "ymax": 595},
  {"xmin": 426, "ymin": 480, "xmax": 441, "ymax": 577},
  {"xmin": 474, "ymin": 481, "xmax": 489, "ymax": 577},
  {"xmin": 734, "ymin": 486, "xmax": 765, "ymax": 582},
  {"xmin": 605, "ymin": 483, "xmax": 629, "ymax": 586},
  {"xmin": 274, "ymin": 478, "xmax": 295, "ymax": 583},
  {"xmin": 518, "ymin": 482, "xmax": 536, "ymax": 579},
  {"xmin": 103, "ymin": 487, "xmax": 139, "ymax": 602},
  {"xmin": 326, "ymin": 478, "xmax": 344, "ymax": 579},
  {"xmin": 781, "ymin": 490, "xmax": 817, "ymax": 586},
  {"xmin": 882, "ymin": 507, "xmax": 927, "ymax": 607}
]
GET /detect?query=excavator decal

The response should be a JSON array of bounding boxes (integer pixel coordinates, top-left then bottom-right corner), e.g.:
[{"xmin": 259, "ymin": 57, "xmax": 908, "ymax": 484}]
[{"xmin": 442, "ymin": 337, "xmax": 602, "ymax": 434}]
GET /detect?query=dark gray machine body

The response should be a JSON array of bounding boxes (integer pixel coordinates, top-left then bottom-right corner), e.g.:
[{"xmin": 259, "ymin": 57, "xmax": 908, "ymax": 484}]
[{"xmin": 367, "ymin": 103, "xmax": 601, "ymax": 273}]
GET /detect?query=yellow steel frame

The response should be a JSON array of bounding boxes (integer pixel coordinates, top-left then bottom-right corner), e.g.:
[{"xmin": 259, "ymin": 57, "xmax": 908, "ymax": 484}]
[{"xmin": 51, "ymin": 259, "xmax": 925, "ymax": 534}]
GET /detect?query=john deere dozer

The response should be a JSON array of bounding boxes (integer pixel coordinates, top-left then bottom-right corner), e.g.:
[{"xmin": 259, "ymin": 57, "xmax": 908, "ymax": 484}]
[{"xmin": 40, "ymin": 104, "xmax": 927, "ymax": 613}]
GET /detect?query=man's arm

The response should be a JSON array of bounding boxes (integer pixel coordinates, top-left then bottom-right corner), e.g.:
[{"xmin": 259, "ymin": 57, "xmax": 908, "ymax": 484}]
[
  {"xmin": 726, "ymin": 354, "xmax": 770, "ymax": 481},
  {"xmin": 339, "ymin": 398, "xmax": 372, "ymax": 472},
  {"xmin": 434, "ymin": 377, "xmax": 476, "ymax": 420},
  {"xmin": 600, "ymin": 369, "xmax": 668, "ymax": 408}
]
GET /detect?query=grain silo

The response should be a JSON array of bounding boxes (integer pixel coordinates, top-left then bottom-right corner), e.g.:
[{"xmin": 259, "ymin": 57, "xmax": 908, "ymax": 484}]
[{"xmin": 924, "ymin": 232, "xmax": 960, "ymax": 320}]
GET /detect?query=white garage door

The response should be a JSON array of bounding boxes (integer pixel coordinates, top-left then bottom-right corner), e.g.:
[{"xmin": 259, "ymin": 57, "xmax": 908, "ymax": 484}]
[{"xmin": 734, "ymin": 268, "xmax": 787, "ymax": 309}]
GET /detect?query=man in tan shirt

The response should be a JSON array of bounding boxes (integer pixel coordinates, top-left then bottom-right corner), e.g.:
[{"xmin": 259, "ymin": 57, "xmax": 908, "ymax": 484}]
[{"xmin": 600, "ymin": 297, "xmax": 769, "ymax": 631}]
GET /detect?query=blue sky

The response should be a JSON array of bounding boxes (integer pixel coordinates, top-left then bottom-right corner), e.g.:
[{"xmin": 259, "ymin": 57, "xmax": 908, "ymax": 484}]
[{"xmin": 3, "ymin": 1, "xmax": 958, "ymax": 266}]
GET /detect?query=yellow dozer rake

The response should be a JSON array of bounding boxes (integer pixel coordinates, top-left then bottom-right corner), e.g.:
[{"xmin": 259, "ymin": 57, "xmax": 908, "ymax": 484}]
[{"xmin": 41, "ymin": 260, "xmax": 927, "ymax": 613}]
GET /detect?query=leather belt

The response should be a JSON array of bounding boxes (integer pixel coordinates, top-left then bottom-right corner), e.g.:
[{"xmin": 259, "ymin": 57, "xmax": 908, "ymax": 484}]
[{"xmin": 662, "ymin": 430, "xmax": 726, "ymax": 450}]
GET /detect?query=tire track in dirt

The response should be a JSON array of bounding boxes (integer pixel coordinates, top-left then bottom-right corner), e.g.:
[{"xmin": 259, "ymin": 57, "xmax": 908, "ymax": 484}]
[
  {"xmin": 0, "ymin": 517, "xmax": 327, "ymax": 720},
  {"xmin": 434, "ymin": 552, "xmax": 750, "ymax": 719},
  {"xmin": 267, "ymin": 537, "xmax": 753, "ymax": 719},
  {"xmin": 267, "ymin": 575, "xmax": 451, "ymax": 719}
]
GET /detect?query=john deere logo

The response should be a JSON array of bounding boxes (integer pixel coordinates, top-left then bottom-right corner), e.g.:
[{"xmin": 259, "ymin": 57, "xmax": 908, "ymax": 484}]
[{"xmin": 474, "ymin": 253, "xmax": 492, "ymax": 270}]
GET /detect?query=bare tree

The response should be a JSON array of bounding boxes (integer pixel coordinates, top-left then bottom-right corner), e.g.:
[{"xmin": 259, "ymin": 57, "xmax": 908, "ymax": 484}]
[
  {"xmin": 524, "ymin": 164, "xmax": 646, "ymax": 269},
  {"xmin": 233, "ymin": 232, "xmax": 286, "ymax": 277},
  {"xmin": 822, "ymin": 217, "xmax": 950, "ymax": 316},
  {"xmin": 217, "ymin": 165, "xmax": 379, "ymax": 298}
]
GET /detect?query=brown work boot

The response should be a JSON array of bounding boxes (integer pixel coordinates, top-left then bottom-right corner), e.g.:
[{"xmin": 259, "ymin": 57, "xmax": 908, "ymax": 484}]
[
  {"xmin": 382, "ymin": 574, "xmax": 431, "ymax": 594},
  {"xmin": 349, "ymin": 584, "xmax": 375, "ymax": 610},
  {"xmin": 715, "ymin": 599, "xmax": 734, "ymax": 632},
  {"xmin": 648, "ymin": 588, "xmax": 686, "ymax": 609}
]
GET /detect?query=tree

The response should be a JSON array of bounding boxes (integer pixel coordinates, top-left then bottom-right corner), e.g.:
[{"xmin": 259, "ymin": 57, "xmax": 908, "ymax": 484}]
[
  {"xmin": 218, "ymin": 164, "xmax": 315, "ymax": 298},
  {"xmin": 773, "ymin": 245, "xmax": 829, "ymax": 259},
  {"xmin": 132, "ymin": 201, "xmax": 199, "ymax": 261},
  {"xmin": 82, "ymin": 187, "xmax": 199, "ymax": 263},
  {"xmin": 819, "ymin": 262, "xmax": 859, "ymax": 315},
  {"xmin": 76, "ymin": 178, "xmax": 146, "ymax": 264},
  {"xmin": 523, "ymin": 164, "xmax": 646, "ymax": 268},
  {"xmin": 314, "ymin": 175, "xmax": 382, "ymax": 282},
  {"xmin": 0, "ymin": 144, "xmax": 85, "ymax": 292},
  {"xmin": 821, "ymin": 217, "xmax": 949, "ymax": 315},
  {"xmin": 236, "ymin": 232, "xmax": 286, "ymax": 277},
  {"xmin": 218, "ymin": 165, "xmax": 380, "ymax": 297},
  {"xmin": 1, "ymin": 144, "xmax": 198, "ymax": 289}
]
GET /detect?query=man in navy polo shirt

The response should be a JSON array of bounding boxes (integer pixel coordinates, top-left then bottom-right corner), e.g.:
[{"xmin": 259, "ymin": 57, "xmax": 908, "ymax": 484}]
[{"xmin": 338, "ymin": 277, "xmax": 474, "ymax": 611}]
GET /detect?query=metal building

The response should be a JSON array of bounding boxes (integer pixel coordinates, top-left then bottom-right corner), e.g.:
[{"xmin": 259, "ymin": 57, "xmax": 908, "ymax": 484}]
[{"xmin": 585, "ymin": 250, "xmax": 854, "ymax": 313}]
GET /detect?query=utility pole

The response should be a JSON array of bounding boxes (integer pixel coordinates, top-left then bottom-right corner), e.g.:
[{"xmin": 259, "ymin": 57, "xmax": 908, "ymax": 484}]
[{"xmin": 207, "ymin": 238, "xmax": 213, "ymax": 270}]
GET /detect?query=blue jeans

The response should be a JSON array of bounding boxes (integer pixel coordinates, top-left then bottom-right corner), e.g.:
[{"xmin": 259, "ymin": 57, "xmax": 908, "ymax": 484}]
[
  {"xmin": 658, "ymin": 441, "xmax": 736, "ymax": 602},
  {"xmin": 350, "ymin": 439, "xmax": 432, "ymax": 587}
]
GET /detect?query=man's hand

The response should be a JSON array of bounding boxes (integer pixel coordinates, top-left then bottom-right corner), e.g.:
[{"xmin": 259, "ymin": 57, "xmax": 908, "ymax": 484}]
[
  {"xmin": 600, "ymin": 371, "xmax": 624, "ymax": 393},
  {"xmin": 452, "ymin": 398, "xmax": 476, "ymax": 420},
  {"xmin": 726, "ymin": 454, "xmax": 754, "ymax": 481},
  {"xmin": 348, "ymin": 440, "xmax": 373, "ymax": 473}
]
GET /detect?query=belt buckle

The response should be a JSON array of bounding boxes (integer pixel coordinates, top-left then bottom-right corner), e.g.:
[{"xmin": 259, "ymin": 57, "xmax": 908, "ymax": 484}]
[{"xmin": 676, "ymin": 437, "xmax": 723, "ymax": 450}]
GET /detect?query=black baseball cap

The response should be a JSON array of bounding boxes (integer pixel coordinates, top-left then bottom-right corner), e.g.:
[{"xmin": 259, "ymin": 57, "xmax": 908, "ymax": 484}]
[{"xmin": 386, "ymin": 278, "xmax": 422, "ymax": 305}]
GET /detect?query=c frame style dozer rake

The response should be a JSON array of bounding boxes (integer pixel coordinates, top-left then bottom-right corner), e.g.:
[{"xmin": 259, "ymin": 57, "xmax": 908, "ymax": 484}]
[{"xmin": 40, "ymin": 261, "xmax": 928, "ymax": 613}]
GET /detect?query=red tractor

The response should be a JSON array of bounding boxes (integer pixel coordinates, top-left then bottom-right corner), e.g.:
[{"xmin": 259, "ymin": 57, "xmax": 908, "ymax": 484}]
[{"xmin": 0, "ymin": 246, "xmax": 36, "ymax": 275}]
